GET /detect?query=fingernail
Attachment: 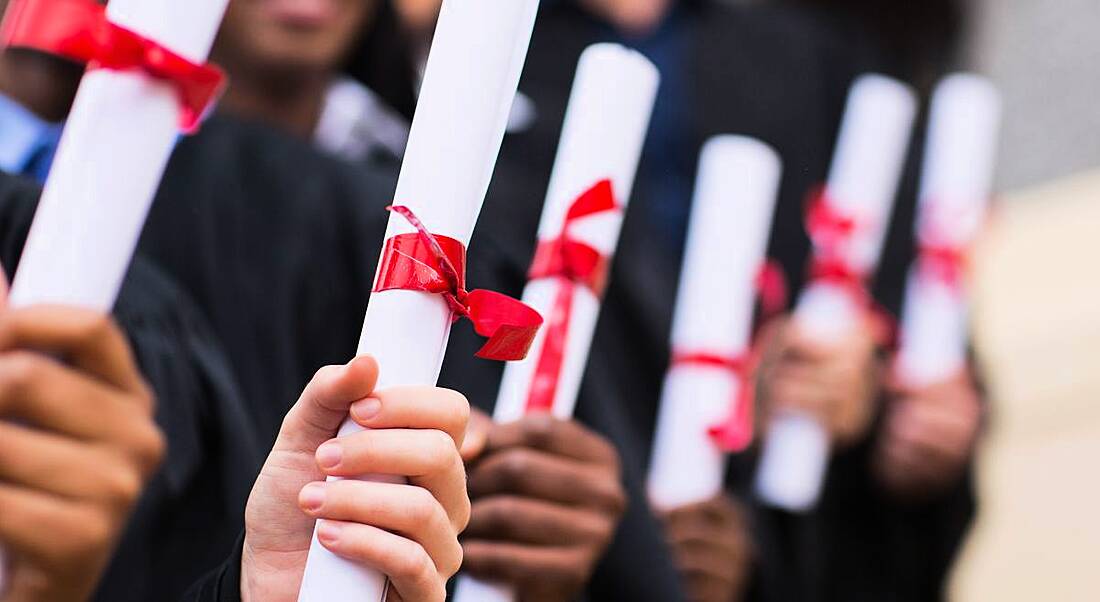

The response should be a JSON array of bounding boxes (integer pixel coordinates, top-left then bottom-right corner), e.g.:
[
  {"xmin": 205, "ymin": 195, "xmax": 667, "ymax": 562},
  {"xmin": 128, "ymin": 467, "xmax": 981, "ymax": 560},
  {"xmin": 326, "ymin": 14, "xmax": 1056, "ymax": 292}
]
[
  {"xmin": 316, "ymin": 520, "xmax": 341, "ymax": 546},
  {"xmin": 300, "ymin": 482, "xmax": 326, "ymax": 512},
  {"xmin": 351, "ymin": 398, "xmax": 382, "ymax": 422},
  {"xmin": 316, "ymin": 441, "xmax": 343, "ymax": 469}
]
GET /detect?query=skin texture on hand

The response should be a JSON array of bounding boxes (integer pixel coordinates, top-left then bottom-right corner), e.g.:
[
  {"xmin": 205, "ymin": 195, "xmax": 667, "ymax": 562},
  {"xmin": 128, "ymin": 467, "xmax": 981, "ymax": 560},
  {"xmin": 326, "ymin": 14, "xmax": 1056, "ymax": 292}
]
[
  {"xmin": 874, "ymin": 370, "xmax": 984, "ymax": 499},
  {"xmin": 756, "ymin": 316, "xmax": 882, "ymax": 449},
  {"xmin": 0, "ymin": 307, "xmax": 165, "ymax": 602},
  {"xmin": 661, "ymin": 495, "xmax": 753, "ymax": 602},
  {"xmin": 460, "ymin": 411, "xmax": 627, "ymax": 602},
  {"xmin": 240, "ymin": 356, "xmax": 471, "ymax": 602}
]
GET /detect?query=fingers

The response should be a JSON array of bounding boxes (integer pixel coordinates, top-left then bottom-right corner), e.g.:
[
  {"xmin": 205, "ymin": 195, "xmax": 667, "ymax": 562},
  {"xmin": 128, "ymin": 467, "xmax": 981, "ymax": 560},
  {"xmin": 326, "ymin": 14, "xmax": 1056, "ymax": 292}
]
[
  {"xmin": 315, "ymin": 520, "xmax": 448, "ymax": 602},
  {"xmin": 0, "ymin": 353, "xmax": 161, "ymax": 467},
  {"xmin": 0, "ymin": 422, "xmax": 151, "ymax": 506},
  {"xmin": 276, "ymin": 356, "xmax": 379, "ymax": 452},
  {"xmin": 0, "ymin": 306, "xmax": 146, "ymax": 395},
  {"xmin": 461, "ymin": 540, "xmax": 588, "ymax": 592},
  {"xmin": 299, "ymin": 480, "xmax": 463, "ymax": 576},
  {"xmin": 0, "ymin": 482, "xmax": 115, "ymax": 569},
  {"xmin": 484, "ymin": 415, "xmax": 620, "ymax": 467},
  {"xmin": 314, "ymin": 428, "xmax": 469, "ymax": 530},
  {"xmin": 347, "ymin": 386, "xmax": 470, "ymax": 449},
  {"xmin": 465, "ymin": 496, "xmax": 613, "ymax": 546},
  {"xmin": 467, "ymin": 446, "xmax": 626, "ymax": 514}
]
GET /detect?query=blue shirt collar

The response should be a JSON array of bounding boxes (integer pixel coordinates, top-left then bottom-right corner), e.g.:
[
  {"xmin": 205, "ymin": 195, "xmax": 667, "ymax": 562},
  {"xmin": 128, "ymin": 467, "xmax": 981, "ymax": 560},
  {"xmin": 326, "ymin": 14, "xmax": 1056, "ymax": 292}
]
[{"xmin": 0, "ymin": 92, "xmax": 63, "ymax": 181}]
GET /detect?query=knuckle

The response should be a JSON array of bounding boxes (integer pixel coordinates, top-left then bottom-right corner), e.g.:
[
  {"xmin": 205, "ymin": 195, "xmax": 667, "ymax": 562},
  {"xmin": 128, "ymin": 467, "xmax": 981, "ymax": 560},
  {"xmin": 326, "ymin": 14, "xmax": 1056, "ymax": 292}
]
[
  {"xmin": 405, "ymin": 486, "xmax": 439, "ymax": 525},
  {"xmin": 440, "ymin": 538, "xmax": 464, "ymax": 577},
  {"xmin": 103, "ymin": 466, "xmax": 144, "ymax": 508},
  {"xmin": 133, "ymin": 424, "xmax": 167, "ymax": 474},
  {"xmin": 392, "ymin": 542, "xmax": 434, "ymax": 583},
  {"xmin": 497, "ymin": 450, "xmax": 531, "ymax": 489},
  {"xmin": 0, "ymin": 352, "xmax": 43, "ymax": 394},
  {"xmin": 522, "ymin": 414, "xmax": 558, "ymax": 447},
  {"xmin": 76, "ymin": 314, "xmax": 116, "ymax": 346},
  {"xmin": 441, "ymin": 388, "xmax": 470, "ymax": 426}
]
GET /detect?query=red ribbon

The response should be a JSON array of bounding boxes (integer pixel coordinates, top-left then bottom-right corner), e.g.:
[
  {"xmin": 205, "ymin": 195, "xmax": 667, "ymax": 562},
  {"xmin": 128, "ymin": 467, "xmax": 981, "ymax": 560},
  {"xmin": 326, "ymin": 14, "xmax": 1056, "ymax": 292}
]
[
  {"xmin": 670, "ymin": 258, "xmax": 790, "ymax": 453},
  {"xmin": 523, "ymin": 179, "xmax": 620, "ymax": 413},
  {"xmin": 671, "ymin": 352, "xmax": 756, "ymax": 453},
  {"xmin": 805, "ymin": 186, "xmax": 897, "ymax": 346},
  {"xmin": 0, "ymin": 0, "xmax": 225, "ymax": 132},
  {"xmin": 373, "ymin": 206, "xmax": 543, "ymax": 362}
]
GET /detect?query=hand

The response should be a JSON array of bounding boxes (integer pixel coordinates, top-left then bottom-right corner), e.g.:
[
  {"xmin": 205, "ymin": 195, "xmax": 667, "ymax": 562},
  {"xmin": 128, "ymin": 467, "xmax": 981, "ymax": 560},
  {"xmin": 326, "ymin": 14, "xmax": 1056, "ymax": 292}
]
[
  {"xmin": 874, "ymin": 371, "xmax": 983, "ymax": 498},
  {"xmin": 460, "ymin": 412, "xmax": 627, "ymax": 602},
  {"xmin": 756, "ymin": 316, "xmax": 881, "ymax": 448},
  {"xmin": 240, "ymin": 356, "xmax": 471, "ymax": 602},
  {"xmin": 0, "ymin": 307, "xmax": 164, "ymax": 602},
  {"xmin": 661, "ymin": 495, "xmax": 753, "ymax": 602}
]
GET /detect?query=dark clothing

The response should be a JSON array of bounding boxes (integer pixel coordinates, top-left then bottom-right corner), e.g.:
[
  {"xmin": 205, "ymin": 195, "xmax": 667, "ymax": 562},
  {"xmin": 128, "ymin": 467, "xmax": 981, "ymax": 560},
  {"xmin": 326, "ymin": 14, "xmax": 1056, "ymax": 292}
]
[
  {"xmin": 439, "ymin": 2, "xmax": 974, "ymax": 602},
  {"xmin": 0, "ymin": 171, "xmax": 260, "ymax": 602},
  {"xmin": 139, "ymin": 114, "xmax": 395, "ymax": 448}
]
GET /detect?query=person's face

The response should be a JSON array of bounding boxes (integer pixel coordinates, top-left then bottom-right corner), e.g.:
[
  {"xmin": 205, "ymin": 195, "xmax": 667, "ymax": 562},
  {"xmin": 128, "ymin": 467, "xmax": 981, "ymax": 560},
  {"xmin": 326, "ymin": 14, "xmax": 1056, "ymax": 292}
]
[
  {"xmin": 577, "ymin": 0, "xmax": 673, "ymax": 35},
  {"xmin": 216, "ymin": 0, "xmax": 376, "ymax": 78}
]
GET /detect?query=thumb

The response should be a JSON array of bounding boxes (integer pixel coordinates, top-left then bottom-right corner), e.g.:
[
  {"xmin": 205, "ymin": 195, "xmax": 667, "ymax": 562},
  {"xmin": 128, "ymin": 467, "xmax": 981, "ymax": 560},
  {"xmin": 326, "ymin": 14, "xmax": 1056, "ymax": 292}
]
[
  {"xmin": 275, "ymin": 355, "xmax": 380, "ymax": 453},
  {"xmin": 460, "ymin": 407, "xmax": 493, "ymax": 462}
]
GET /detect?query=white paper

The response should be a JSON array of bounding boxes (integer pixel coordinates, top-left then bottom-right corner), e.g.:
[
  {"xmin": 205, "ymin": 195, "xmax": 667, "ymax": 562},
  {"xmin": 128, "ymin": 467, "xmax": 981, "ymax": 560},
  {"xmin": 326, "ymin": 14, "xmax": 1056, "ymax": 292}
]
[
  {"xmin": 0, "ymin": 0, "xmax": 228, "ymax": 593},
  {"xmin": 755, "ymin": 74, "xmax": 917, "ymax": 512},
  {"xmin": 895, "ymin": 74, "xmax": 1000, "ymax": 387},
  {"xmin": 453, "ymin": 43, "xmax": 658, "ymax": 602},
  {"xmin": 295, "ymin": 1, "xmax": 540, "ymax": 600},
  {"xmin": 646, "ymin": 136, "xmax": 781, "ymax": 512}
]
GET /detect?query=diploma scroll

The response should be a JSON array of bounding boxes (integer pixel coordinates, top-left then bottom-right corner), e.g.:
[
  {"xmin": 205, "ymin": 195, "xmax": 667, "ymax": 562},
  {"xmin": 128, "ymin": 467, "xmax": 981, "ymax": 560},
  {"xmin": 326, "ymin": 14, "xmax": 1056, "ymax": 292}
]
[
  {"xmin": 295, "ymin": 1, "xmax": 541, "ymax": 600},
  {"xmin": 895, "ymin": 74, "xmax": 1000, "ymax": 386},
  {"xmin": 647, "ymin": 136, "xmax": 782, "ymax": 512},
  {"xmin": 754, "ymin": 75, "xmax": 917, "ymax": 512},
  {"xmin": 452, "ymin": 43, "xmax": 659, "ymax": 602},
  {"xmin": 0, "ymin": 0, "xmax": 228, "ymax": 593}
]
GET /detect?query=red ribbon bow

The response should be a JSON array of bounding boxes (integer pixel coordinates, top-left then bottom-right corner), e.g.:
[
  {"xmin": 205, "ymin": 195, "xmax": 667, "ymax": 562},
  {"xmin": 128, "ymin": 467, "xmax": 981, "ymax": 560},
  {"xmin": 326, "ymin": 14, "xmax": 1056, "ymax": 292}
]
[
  {"xmin": 373, "ymin": 206, "xmax": 543, "ymax": 361},
  {"xmin": 668, "ymin": 260, "xmax": 790, "ymax": 454},
  {"xmin": 671, "ymin": 352, "xmax": 756, "ymax": 453},
  {"xmin": 523, "ymin": 179, "xmax": 620, "ymax": 413},
  {"xmin": 0, "ymin": 0, "xmax": 225, "ymax": 132},
  {"xmin": 805, "ymin": 186, "xmax": 869, "ymax": 296},
  {"xmin": 916, "ymin": 240, "xmax": 967, "ymax": 290},
  {"xmin": 805, "ymin": 186, "xmax": 897, "ymax": 347}
]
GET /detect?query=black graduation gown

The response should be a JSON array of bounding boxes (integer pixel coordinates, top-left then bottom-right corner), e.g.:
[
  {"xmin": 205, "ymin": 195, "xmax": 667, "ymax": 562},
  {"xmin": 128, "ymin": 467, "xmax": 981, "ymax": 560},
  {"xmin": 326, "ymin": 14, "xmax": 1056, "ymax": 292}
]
[
  {"xmin": 439, "ymin": 2, "xmax": 975, "ymax": 601},
  {"xmin": 138, "ymin": 114, "xmax": 395, "ymax": 448},
  {"xmin": 0, "ymin": 171, "xmax": 260, "ymax": 602}
]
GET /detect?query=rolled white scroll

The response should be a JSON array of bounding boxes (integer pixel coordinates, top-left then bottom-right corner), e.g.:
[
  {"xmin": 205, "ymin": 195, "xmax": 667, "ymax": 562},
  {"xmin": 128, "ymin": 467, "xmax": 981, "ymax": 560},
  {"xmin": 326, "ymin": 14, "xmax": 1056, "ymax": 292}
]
[
  {"xmin": 754, "ymin": 74, "xmax": 917, "ymax": 512},
  {"xmin": 295, "ymin": 1, "xmax": 541, "ymax": 600},
  {"xmin": 895, "ymin": 75, "xmax": 1001, "ymax": 387},
  {"xmin": 646, "ymin": 136, "xmax": 782, "ymax": 512},
  {"xmin": 0, "ymin": 0, "xmax": 228, "ymax": 593},
  {"xmin": 452, "ymin": 42, "xmax": 659, "ymax": 602}
]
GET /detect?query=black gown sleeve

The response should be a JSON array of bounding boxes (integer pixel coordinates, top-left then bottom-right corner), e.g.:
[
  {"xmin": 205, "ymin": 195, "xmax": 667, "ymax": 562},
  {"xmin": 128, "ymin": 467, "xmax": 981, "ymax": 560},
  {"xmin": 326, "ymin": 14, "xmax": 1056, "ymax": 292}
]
[
  {"xmin": 0, "ymin": 170, "xmax": 262, "ymax": 602},
  {"xmin": 181, "ymin": 534, "xmax": 244, "ymax": 602}
]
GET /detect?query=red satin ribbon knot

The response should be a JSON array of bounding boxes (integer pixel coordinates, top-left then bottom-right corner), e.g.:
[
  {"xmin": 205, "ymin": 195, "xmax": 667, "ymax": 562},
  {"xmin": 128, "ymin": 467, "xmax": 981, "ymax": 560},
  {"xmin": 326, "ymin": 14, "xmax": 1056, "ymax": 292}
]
[
  {"xmin": 671, "ymin": 352, "xmax": 756, "ymax": 453},
  {"xmin": 0, "ymin": 0, "xmax": 225, "ymax": 132},
  {"xmin": 805, "ymin": 186, "xmax": 875, "ymax": 307},
  {"xmin": 523, "ymin": 179, "xmax": 620, "ymax": 413},
  {"xmin": 805, "ymin": 186, "xmax": 898, "ymax": 346},
  {"xmin": 373, "ymin": 206, "xmax": 543, "ymax": 362},
  {"xmin": 916, "ymin": 241, "xmax": 966, "ymax": 290}
]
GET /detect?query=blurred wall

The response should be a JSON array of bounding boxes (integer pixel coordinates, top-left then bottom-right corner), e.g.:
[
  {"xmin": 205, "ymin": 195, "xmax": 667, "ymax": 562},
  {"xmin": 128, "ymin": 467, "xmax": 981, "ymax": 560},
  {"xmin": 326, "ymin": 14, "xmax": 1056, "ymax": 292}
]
[{"xmin": 969, "ymin": 0, "xmax": 1100, "ymax": 190}]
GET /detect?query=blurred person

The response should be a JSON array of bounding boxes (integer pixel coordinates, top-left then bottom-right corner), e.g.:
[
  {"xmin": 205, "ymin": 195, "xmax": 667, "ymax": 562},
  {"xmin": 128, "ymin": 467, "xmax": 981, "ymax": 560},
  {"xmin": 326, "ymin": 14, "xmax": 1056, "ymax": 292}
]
[
  {"xmin": 0, "ymin": 2, "xmax": 473, "ymax": 600},
  {"xmin": 783, "ymin": 0, "xmax": 970, "ymax": 93},
  {"xmin": 212, "ymin": 0, "xmax": 417, "ymax": 164},
  {"xmin": 0, "ymin": 30, "xmax": 264, "ymax": 597},
  {"xmin": 0, "ymin": 298, "xmax": 164, "ymax": 601}
]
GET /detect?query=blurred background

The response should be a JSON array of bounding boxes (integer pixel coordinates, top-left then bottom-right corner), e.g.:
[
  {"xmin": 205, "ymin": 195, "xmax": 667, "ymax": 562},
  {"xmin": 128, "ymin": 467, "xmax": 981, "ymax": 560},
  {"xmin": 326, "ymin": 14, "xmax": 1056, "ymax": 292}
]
[{"xmin": 743, "ymin": 0, "xmax": 1100, "ymax": 599}]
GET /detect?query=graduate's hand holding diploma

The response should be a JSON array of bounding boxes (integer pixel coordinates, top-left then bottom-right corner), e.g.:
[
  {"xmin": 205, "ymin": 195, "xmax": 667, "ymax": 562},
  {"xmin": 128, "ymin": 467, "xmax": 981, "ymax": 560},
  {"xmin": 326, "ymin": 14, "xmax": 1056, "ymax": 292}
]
[
  {"xmin": 757, "ymin": 316, "xmax": 881, "ymax": 450},
  {"xmin": 241, "ymin": 356, "xmax": 470, "ymax": 602},
  {"xmin": 660, "ymin": 494, "xmax": 753, "ymax": 602},
  {"xmin": 874, "ymin": 371, "xmax": 983, "ymax": 498},
  {"xmin": 0, "ymin": 306, "xmax": 165, "ymax": 602},
  {"xmin": 460, "ymin": 409, "xmax": 626, "ymax": 602}
]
